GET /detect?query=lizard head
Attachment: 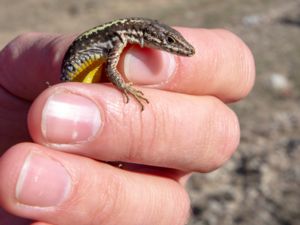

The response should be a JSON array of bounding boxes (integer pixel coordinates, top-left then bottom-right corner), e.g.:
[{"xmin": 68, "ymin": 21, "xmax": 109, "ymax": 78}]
[{"xmin": 143, "ymin": 20, "xmax": 195, "ymax": 57}]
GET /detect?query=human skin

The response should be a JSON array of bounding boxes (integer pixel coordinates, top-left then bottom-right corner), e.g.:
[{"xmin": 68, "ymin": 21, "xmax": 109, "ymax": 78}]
[{"xmin": 0, "ymin": 28, "xmax": 255, "ymax": 225}]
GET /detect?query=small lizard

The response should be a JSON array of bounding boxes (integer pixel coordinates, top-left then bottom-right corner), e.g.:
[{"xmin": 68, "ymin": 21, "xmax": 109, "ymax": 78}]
[{"xmin": 61, "ymin": 17, "xmax": 195, "ymax": 110}]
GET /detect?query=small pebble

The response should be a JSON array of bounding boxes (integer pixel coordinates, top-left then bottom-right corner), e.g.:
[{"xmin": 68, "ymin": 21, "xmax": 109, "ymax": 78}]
[{"xmin": 269, "ymin": 73, "xmax": 292, "ymax": 96}]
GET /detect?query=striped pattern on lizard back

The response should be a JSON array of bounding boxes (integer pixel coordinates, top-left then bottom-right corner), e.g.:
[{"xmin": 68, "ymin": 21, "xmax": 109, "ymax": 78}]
[{"xmin": 60, "ymin": 17, "xmax": 195, "ymax": 110}]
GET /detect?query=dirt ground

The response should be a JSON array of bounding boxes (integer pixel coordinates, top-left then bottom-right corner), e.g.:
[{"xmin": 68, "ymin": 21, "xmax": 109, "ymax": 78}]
[{"xmin": 0, "ymin": 0, "xmax": 299, "ymax": 224}]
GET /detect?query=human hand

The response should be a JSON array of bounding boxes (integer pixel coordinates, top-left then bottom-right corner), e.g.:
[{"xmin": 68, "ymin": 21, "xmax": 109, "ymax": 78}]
[{"xmin": 0, "ymin": 28, "xmax": 255, "ymax": 225}]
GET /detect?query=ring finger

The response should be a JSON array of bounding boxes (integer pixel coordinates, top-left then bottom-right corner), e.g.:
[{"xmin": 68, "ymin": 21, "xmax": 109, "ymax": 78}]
[{"xmin": 0, "ymin": 143, "xmax": 190, "ymax": 225}]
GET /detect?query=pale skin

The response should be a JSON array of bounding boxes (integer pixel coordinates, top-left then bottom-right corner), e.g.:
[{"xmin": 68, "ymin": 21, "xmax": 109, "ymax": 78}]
[{"xmin": 0, "ymin": 28, "xmax": 255, "ymax": 225}]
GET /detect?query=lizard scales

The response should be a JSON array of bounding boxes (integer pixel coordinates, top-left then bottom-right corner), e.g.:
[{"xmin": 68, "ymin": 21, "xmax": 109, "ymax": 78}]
[{"xmin": 61, "ymin": 17, "xmax": 195, "ymax": 110}]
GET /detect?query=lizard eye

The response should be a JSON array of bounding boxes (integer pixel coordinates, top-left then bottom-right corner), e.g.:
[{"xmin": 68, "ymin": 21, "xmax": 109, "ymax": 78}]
[{"xmin": 166, "ymin": 36, "xmax": 175, "ymax": 44}]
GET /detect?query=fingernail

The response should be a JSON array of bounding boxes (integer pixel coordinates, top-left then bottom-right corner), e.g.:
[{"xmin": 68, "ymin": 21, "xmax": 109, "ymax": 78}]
[
  {"xmin": 42, "ymin": 92, "xmax": 102, "ymax": 144},
  {"xmin": 16, "ymin": 152, "xmax": 72, "ymax": 207},
  {"xmin": 124, "ymin": 46, "xmax": 177, "ymax": 85}
]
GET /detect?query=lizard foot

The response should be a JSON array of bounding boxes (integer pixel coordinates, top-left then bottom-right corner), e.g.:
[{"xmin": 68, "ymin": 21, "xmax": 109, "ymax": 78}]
[{"xmin": 122, "ymin": 82, "xmax": 149, "ymax": 111}]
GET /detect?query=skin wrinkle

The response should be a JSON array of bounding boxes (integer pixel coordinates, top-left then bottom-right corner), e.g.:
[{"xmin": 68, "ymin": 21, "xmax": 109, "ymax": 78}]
[
  {"xmin": 214, "ymin": 34, "xmax": 230, "ymax": 94},
  {"xmin": 238, "ymin": 46, "xmax": 255, "ymax": 100},
  {"xmin": 91, "ymin": 173, "xmax": 124, "ymax": 225},
  {"xmin": 136, "ymin": 178, "xmax": 187, "ymax": 225},
  {"xmin": 0, "ymin": 34, "xmax": 38, "ymax": 100},
  {"xmin": 127, "ymin": 100, "xmax": 162, "ymax": 164},
  {"xmin": 159, "ymin": 95, "xmax": 199, "ymax": 166},
  {"xmin": 108, "ymin": 106, "xmax": 131, "ymax": 159},
  {"xmin": 0, "ymin": 43, "xmax": 16, "ymax": 90},
  {"xmin": 173, "ymin": 188, "xmax": 190, "ymax": 225},
  {"xmin": 160, "ymin": 181, "xmax": 190, "ymax": 225},
  {"xmin": 126, "ymin": 109, "xmax": 142, "ymax": 162},
  {"xmin": 125, "ymin": 107, "xmax": 144, "ymax": 161},
  {"xmin": 31, "ymin": 35, "xmax": 61, "ymax": 91},
  {"xmin": 166, "ymin": 103, "xmax": 186, "ymax": 159},
  {"xmin": 174, "ymin": 96, "xmax": 234, "ymax": 172},
  {"xmin": 215, "ymin": 30, "xmax": 255, "ymax": 101},
  {"xmin": 180, "ymin": 108, "xmax": 211, "ymax": 170},
  {"xmin": 44, "ymin": 35, "xmax": 68, "ymax": 82},
  {"xmin": 219, "ymin": 108, "xmax": 240, "ymax": 164},
  {"xmin": 154, "ymin": 101, "xmax": 173, "ymax": 162},
  {"xmin": 196, "ymin": 31, "xmax": 220, "ymax": 86},
  {"xmin": 126, "ymin": 176, "xmax": 151, "ymax": 225},
  {"xmin": 201, "ymin": 98, "xmax": 230, "ymax": 170},
  {"xmin": 109, "ymin": 100, "xmax": 135, "ymax": 162},
  {"xmin": 208, "ymin": 101, "xmax": 240, "ymax": 170},
  {"xmin": 143, "ymin": 105, "xmax": 157, "ymax": 162},
  {"xmin": 222, "ymin": 38, "xmax": 242, "ymax": 100},
  {"xmin": 134, "ymin": 104, "xmax": 152, "ymax": 162},
  {"xmin": 149, "ymin": 185, "xmax": 165, "ymax": 224},
  {"xmin": 67, "ymin": 161, "xmax": 123, "ymax": 225}
]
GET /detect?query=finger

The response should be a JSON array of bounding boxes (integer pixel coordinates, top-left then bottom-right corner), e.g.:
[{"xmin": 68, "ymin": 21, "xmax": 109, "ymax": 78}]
[
  {"xmin": 120, "ymin": 28, "xmax": 255, "ymax": 102},
  {"xmin": 0, "ymin": 87, "xmax": 30, "ymax": 154},
  {"xmin": 0, "ymin": 143, "xmax": 190, "ymax": 225},
  {"xmin": 0, "ymin": 33, "xmax": 74, "ymax": 100},
  {"xmin": 0, "ymin": 29, "xmax": 254, "ymax": 102},
  {"xmin": 31, "ymin": 223, "xmax": 52, "ymax": 225},
  {"xmin": 0, "ymin": 207, "xmax": 32, "ymax": 225},
  {"xmin": 28, "ymin": 83, "xmax": 240, "ymax": 172}
]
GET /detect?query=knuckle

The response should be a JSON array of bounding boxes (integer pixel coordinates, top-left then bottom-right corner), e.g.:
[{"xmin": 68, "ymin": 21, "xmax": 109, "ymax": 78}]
[
  {"xmin": 1, "ymin": 32, "xmax": 41, "ymax": 69},
  {"xmin": 214, "ymin": 106, "xmax": 240, "ymax": 169},
  {"xmin": 45, "ymin": 35, "xmax": 66, "ymax": 73},
  {"xmin": 122, "ymin": 103, "xmax": 159, "ymax": 162},
  {"xmin": 200, "ymin": 97, "xmax": 240, "ymax": 172},
  {"xmin": 228, "ymin": 32, "xmax": 255, "ymax": 98},
  {"xmin": 59, "ymin": 167, "xmax": 126, "ymax": 225},
  {"xmin": 4, "ymin": 33, "xmax": 42, "ymax": 58},
  {"xmin": 2, "ymin": 32, "xmax": 63, "ymax": 68},
  {"xmin": 239, "ymin": 43, "xmax": 256, "ymax": 98},
  {"xmin": 220, "ymin": 107, "xmax": 240, "ymax": 159},
  {"xmin": 1, "ymin": 34, "xmax": 24, "ymax": 62},
  {"xmin": 226, "ymin": 30, "xmax": 256, "ymax": 98},
  {"xmin": 13, "ymin": 32, "xmax": 40, "ymax": 43},
  {"xmin": 89, "ymin": 173, "xmax": 125, "ymax": 224},
  {"xmin": 214, "ymin": 29, "xmax": 256, "ymax": 100},
  {"xmin": 173, "ymin": 187, "xmax": 191, "ymax": 225}
]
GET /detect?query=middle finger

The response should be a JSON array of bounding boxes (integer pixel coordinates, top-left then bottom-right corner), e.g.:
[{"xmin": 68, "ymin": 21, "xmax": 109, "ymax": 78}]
[{"xmin": 28, "ymin": 82, "xmax": 240, "ymax": 172}]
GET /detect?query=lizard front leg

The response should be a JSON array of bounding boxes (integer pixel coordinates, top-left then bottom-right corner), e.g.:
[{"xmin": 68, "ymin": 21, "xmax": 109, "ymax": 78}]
[{"xmin": 105, "ymin": 41, "xmax": 149, "ymax": 110}]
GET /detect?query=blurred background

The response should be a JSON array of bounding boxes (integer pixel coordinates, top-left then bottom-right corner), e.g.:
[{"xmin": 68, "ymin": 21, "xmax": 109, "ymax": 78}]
[{"xmin": 0, "ymin": 0, "xmax": 299, "ymax": 224}]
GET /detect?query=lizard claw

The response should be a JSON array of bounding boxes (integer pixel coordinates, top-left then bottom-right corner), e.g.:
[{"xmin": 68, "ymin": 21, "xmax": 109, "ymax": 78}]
[{"xmin": 123, "ymin": 83, "xmax": 149, "ymax": 111}]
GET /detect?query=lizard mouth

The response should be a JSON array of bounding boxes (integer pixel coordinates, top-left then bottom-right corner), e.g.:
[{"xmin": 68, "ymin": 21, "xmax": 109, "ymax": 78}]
[{"xmin": 172, "ymin": 46, "xmax": 195, "ymax": 57}]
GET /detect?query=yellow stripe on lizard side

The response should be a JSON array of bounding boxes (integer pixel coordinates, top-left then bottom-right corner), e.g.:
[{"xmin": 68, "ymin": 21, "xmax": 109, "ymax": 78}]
[
  {"xmin": 82, "ymin": 63, "xmax": 103, "ymax": 83},
  {"xmin": 70, "ymin": 57, "xmax": 106, "ymax": 83}
]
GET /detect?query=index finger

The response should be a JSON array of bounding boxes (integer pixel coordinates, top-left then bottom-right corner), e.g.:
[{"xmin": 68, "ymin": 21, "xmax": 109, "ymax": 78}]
[
  {"xmin": 0, "ymin": 28, "xmax": 254, "ymax": 102},
  {"xmin": 119, "ymin": 28, "xmax": 255, "ymax": 102}
]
